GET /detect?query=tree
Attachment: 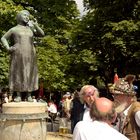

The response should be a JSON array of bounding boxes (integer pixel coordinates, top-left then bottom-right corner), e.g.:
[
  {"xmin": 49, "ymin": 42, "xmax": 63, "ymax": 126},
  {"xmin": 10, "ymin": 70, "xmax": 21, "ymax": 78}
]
[{"xmin": 71, "ymin": 0, "xmax": 140, "ymax": 88}]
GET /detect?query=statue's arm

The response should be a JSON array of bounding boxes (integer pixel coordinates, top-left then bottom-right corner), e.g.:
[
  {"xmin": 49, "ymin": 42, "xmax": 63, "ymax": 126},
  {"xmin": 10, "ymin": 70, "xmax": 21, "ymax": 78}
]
[
  {"xmin": 28, "ymin": 19, "xmax": 45, "ymax": 37},
  {"xmin": 1, "ymin": 29, "xmax": 12, "ymax": 51},
  {"xmin": 33, "ymin": 23, "xmax": 45, "ymax": 37}
]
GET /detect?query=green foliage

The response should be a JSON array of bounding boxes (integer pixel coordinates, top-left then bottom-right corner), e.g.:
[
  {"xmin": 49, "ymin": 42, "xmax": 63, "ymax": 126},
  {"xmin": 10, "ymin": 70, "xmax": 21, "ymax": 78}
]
[
  {"xmin": 37, "ymin": 36, "xmax": 70, "ymax": 91},
  {"xmin": 0, "ymin": 49, "xmax": 9, "ymax": 86},
  {"xmin": 0, "ymin": 0, "xmax": 23, "ymax": 36},
  {"xmin": 1, "ymin": 0, "xmax": 139, "ymax": 93},
  {"xmin": 74, "ymin": 0, "xmax": 140, "ymax": 86}
]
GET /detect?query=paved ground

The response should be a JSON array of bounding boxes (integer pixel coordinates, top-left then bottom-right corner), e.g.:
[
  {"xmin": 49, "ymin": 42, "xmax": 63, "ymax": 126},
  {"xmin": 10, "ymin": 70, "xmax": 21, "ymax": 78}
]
[{"xmin": 47, "ymin": 117, "xmax": 71, "ymax": 133}]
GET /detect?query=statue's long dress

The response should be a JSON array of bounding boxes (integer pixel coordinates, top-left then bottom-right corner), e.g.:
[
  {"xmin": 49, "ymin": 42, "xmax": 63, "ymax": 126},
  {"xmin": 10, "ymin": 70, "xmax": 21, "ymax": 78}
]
[{"xmin": 9, "ymin": 25, "xmax": 38, "ymax": 92}]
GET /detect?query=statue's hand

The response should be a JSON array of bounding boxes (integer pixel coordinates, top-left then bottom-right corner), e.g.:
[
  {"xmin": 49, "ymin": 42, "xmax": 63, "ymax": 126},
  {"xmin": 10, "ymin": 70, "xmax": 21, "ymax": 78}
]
[
  {"xmin": 28, "ymin": 18, "xmax": 38, "ymax": 27},
  {"xmin": 32, "ymin": 18, "xmax": 38, "ymax": 26}
]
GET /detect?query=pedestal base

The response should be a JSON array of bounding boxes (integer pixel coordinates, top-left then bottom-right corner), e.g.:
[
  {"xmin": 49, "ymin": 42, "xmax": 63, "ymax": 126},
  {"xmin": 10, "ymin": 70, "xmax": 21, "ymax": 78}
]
[
  {"xmin": 0, "ymin": 102, "xmax": 48, "ymax": 140},
  {"xmin": 2, "ymin": 102, "xmax": 47, "ymax": 114}
]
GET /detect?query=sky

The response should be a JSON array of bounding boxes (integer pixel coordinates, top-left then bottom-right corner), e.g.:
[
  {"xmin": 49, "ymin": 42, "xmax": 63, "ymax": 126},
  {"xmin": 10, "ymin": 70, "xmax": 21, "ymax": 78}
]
[{"xmin": 74, "ymin": 0, "xmax": 85, "ymax": 16}]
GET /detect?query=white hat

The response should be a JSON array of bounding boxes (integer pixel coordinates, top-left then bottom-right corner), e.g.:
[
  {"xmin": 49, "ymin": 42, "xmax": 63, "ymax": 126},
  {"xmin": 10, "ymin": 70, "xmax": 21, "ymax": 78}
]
[{"xmin": 65, "ymin": 92, "xmax": 71, "ymax": 97}]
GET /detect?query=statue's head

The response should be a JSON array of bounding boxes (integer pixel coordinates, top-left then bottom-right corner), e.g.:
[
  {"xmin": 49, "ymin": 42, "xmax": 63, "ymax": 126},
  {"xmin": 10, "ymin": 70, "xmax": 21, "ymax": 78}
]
[{"xmin": 16, "ymin": 10, "xmax": 30, "ymax": 24}]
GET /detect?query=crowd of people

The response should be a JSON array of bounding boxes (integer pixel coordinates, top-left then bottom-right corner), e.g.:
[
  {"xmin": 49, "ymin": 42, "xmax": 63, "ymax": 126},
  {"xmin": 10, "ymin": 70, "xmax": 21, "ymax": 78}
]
[
  {"xmin": 71, "ymin": 74, "xmax": 140, "ymax": 140},
  {"xmin": 45, "ymin": 73, "xmax": 140, "ymax": 140},
  {"xmin": 0, "ymin": 74, "xmax": 140, "ymax": 140},
  {"xmin": 73, "ymin": 97, "xmax": 129, "ymax": 140}
]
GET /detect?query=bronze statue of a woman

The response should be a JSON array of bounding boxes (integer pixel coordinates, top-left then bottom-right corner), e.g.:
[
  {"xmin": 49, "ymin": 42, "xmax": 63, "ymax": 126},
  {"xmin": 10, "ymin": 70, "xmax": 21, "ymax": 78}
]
[{"xmin": 1, "ymin": 10, "xmax": 45, "ymax": 102}]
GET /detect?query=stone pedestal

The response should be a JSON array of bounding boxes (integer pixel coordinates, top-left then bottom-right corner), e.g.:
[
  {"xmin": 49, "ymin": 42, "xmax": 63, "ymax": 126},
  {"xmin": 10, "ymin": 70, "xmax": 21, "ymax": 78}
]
[{"xmin": 0, "ymin": 102, "xmax": 48, "ymax": 140}]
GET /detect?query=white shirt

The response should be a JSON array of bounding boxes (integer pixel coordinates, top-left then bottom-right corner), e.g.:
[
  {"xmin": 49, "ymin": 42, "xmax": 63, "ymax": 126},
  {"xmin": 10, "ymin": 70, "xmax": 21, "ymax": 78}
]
[
  {"xmin": 123, "ymin": 105, "xmax": 131, "ymax": 116},
  {"xmin": 124, "ymin": 105, "xmax": 140, "ymax": 127},
  {"xmin": 48, "ymin": 104, "xmax": 57, "ymax": 114},
  {"xmin": 4, "ymin": 97, "xmax": 9, "ymax": 103},
  {"xmin": 33, "ymin": 99, "xmax": 37, "ymax": 102},
  {"xmin": 83, "ymin": 105, "xmax": 92, "ymax": 121},
  {"xmin": 135, "ymin": 111, "xmax": 140, "ymax": 127},
  {"xmin": 73, "ymin": 121, "xmax": 129, "ymax": 140}
]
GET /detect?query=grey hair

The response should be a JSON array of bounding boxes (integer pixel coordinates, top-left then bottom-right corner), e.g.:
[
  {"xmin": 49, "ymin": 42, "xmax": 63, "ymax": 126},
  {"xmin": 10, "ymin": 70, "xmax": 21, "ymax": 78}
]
[
  {"xmin": 90, "ymin": 101, "xmax": 116, "ymax": 122},
  {"xmin": 79, "ymin": 85, "xmax": 99, "ymax": 104},
  {"xmin": 16, "ymin": 10, "xmax": 30, "ymax": 23}
]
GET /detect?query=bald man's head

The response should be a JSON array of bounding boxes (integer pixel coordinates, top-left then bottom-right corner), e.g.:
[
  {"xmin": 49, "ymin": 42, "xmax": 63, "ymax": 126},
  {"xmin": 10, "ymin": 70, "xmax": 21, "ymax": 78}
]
[
  {"xmin": 90, "ymin": 97, "xmax": 116, "ymax": 123},
  {"xmin": 95, "ymin": 97, "xmax": 113, "ymax": 113}
]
